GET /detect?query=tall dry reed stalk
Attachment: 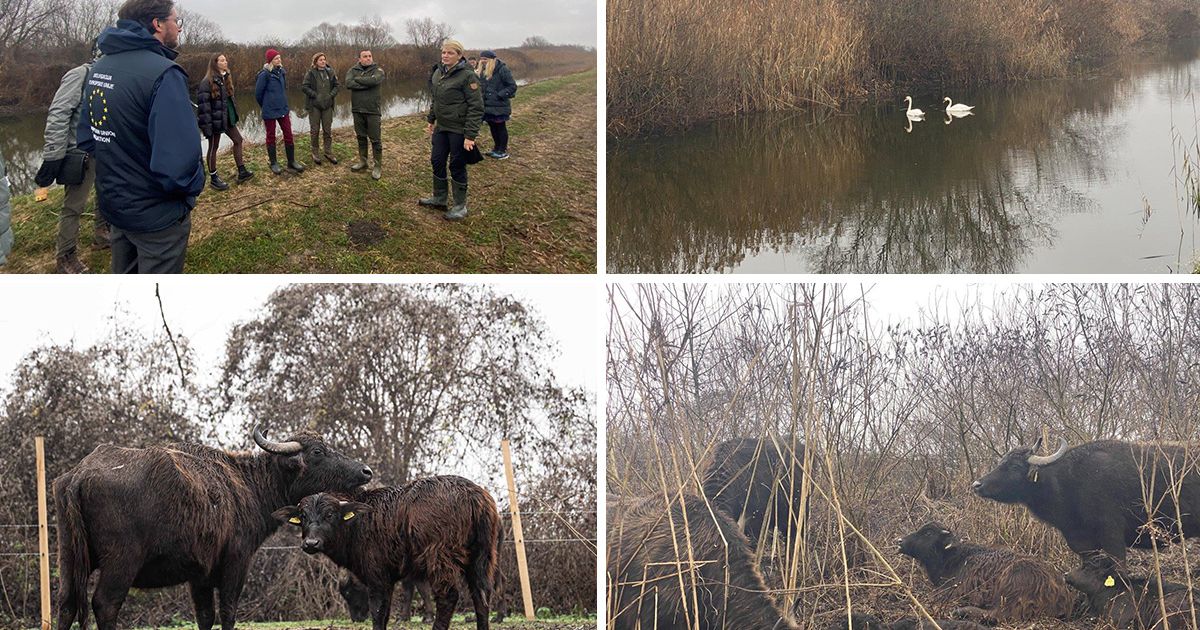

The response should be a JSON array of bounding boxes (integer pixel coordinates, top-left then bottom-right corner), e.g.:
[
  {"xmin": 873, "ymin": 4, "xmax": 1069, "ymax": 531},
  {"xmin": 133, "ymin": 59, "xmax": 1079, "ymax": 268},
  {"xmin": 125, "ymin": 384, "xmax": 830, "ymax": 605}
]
[{"xmin": 608, "ymin": 0, "xmax": 1191, "ymax": 136}]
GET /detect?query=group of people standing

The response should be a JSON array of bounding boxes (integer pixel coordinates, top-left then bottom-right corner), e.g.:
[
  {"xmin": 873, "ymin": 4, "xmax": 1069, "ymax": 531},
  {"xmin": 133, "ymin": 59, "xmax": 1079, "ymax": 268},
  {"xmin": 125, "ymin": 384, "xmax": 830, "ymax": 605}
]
[{"xmin": 19, "ymin": 0, "xmax": 519, "ymax": 273}]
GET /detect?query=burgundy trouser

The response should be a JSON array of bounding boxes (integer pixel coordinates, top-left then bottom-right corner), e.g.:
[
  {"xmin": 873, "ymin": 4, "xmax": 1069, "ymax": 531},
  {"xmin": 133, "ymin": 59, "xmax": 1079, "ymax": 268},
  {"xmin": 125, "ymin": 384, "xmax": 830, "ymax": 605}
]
[{"xmin": 264, "ymin": 115, "xmax": 294, "ymax": 147}]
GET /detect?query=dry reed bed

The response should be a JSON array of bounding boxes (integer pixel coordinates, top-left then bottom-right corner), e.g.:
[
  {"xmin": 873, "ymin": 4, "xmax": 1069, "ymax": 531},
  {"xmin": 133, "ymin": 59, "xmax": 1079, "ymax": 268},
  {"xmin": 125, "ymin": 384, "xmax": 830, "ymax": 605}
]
[
  {"xmin": 607, "ymin": 0, "xmax": 1195, "ymax": 136},
  {"xmin": 607, "ymin": 284, "xmax": 1200, "ymax": 628}
]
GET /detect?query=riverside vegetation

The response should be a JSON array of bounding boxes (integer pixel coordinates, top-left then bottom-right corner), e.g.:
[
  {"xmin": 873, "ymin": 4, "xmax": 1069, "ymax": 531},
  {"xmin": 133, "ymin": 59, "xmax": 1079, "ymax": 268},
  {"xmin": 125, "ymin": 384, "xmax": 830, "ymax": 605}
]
[
  {"xmin": 2, "ymin": 71, "xmax": 597, "ymax": 273},
  {"xmin": 607, "ymin": 0, "xmax": 1200, "ymax": 135}
]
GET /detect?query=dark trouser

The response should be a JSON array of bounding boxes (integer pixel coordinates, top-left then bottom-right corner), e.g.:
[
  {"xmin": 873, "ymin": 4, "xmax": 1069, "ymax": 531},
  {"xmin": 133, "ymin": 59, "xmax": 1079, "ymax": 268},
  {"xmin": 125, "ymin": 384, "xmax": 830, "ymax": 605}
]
[
  {"xmin": 206, "ymin": 126, "xmax": 246, "ymax": 172},
  {"xmin": 110, "ymin": 213, "xmax": 191, "ymax": 274},
  {"xmin": 310, "ymin": 106, "xmax": 334, "ymax": 155},
  {"xmin": 487, "ymin": 121, "xmax": 509, "ymax": 153},
  {"xmin": 353, "ymin": 112, "xmax": 382, "ymax": 152},
  {"xmin": 431, "ymin": 130, "xmax": 467, "ymax": 183},
  {"xmin": 264, "ymin": 115, "xmax": 294, "ymax": 147},
  {"xmin": 56, "ymin": 157, "xmax": 104, "ymax": 257}
]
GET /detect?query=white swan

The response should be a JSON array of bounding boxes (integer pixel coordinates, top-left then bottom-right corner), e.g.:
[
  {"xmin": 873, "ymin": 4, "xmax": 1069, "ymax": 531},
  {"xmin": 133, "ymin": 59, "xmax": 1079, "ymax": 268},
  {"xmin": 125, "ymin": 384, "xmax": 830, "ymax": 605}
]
[
  {"xmin": 943, "ymin": 97, "xmax": 975, "ymax": 113},
  {"xmin": 904, "ymin": 96, "xmax": 925, "ymax": 118}
]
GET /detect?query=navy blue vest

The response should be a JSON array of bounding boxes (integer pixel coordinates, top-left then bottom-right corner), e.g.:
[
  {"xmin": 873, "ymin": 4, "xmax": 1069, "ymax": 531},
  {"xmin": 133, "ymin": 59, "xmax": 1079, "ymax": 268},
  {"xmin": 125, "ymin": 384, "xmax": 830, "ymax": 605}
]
[{"xmin": 86, "ymin": 46, "xmax": 193, "ymax": 231}]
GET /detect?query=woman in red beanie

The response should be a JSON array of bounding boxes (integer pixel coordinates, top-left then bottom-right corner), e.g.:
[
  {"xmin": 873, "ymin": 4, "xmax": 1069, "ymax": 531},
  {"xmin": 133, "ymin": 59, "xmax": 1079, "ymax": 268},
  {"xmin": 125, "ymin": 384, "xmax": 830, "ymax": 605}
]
[{"xmin": 254, "ymin": 49, "xmax": 305, "ymax": 174}]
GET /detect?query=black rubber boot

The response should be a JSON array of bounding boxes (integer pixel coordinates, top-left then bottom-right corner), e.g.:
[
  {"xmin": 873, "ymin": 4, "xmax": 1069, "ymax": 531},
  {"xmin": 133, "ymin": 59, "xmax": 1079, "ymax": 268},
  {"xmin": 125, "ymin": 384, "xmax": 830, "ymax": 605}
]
[
  {"xmin": 267, "ymin": 144, "xmax": 282, "ymax": 175},
  {"xmin": 418, "ymin": 176, "xmax": 449, "ymax": 208},
  {"xmin": 209, "ymin": 172, "xmax": 229, "ymax": 191},
  {"xmin": 285, "ymin": 145, "xmax": 305, "ymax": 173},
  {"xmin": 443, "ymin": 178, "xmax": 468, "ymax": 221},
  {"xmin": 237, "ymin": 165, "xmax": 255, "ymax": 182},
  {"xmin": 351, "ymin": 138, "xmax": 369, "ymax": 172}
]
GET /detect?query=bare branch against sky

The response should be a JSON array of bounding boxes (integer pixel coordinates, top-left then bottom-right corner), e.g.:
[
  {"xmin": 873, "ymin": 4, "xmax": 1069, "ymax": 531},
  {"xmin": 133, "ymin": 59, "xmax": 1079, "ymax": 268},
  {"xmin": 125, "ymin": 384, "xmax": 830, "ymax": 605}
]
[{"xmin": 177, "ymin": 0, "xmax": 595, "ymax": 47}]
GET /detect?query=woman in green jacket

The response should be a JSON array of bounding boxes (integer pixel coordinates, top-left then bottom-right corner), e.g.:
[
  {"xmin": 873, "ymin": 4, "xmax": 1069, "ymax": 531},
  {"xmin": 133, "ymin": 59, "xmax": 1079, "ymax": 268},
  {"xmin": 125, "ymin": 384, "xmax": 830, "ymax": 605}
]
[{"xmin": 418, "ymin": 39, "xmax": 484, "ymax": 221}]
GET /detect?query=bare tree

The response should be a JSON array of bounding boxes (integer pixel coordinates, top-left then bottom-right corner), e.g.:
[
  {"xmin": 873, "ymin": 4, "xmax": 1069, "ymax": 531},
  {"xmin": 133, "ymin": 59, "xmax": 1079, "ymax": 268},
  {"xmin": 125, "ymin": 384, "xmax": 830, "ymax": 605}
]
[
  {"xmin": 0, "ymin": 0, "xmax": 65, "ymax": 60},
  {"xmin": 352, "ymin": 14, "xmax": 395, "ymax": 49},
  {"xmin": 405, "ymin": 16, "xmax": 453, "ymax": 55},
  {"xmin": 177, "ymin": 7, "xmax": 225, "ymax": 49},
  {"xmin": 522, "ymin": 35, "xmax": 552, "ymax": 47},
  {"xmin": 60, "ymin": 0, "xmax": 119, "ymax": 52}
]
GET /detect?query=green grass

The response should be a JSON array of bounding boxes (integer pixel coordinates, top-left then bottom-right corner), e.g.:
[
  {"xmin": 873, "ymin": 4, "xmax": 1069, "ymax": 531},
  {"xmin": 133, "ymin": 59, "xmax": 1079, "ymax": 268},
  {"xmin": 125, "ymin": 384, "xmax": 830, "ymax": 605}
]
[{"xmin": 3, "ymin": 70, "xmax": 597, "ymax": 274}]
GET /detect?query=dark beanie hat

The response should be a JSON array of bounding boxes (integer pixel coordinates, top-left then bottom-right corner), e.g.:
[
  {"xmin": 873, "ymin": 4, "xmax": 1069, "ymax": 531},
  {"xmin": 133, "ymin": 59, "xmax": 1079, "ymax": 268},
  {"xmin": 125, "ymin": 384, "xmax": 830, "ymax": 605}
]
[
  {"xmin": 265, "ymin": 48, "xmax": 280, "ymax": 63},
  {"xmin": 480, "ymin": 50, "xmax": 497, "ymax": 59}
]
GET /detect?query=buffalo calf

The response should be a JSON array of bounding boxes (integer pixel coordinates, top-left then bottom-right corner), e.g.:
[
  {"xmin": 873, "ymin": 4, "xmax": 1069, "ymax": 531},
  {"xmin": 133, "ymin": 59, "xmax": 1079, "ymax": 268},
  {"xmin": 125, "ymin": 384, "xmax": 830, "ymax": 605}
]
[
  {"xmin": 608, "ymin": 494, "xmax": 800, "ymax": 630},
  {"xmin": 897, "ymin": 522, "xmax": 1076, "ymax": 623},
  {"xmin": 276, "ymin": 475, "xmax": 500, "ymax": 630}
]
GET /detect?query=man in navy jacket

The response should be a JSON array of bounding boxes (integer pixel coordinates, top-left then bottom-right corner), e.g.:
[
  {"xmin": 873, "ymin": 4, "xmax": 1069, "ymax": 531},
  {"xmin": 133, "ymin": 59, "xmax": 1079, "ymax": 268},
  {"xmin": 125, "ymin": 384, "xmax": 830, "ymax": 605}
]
[{"xmin": 77, "ymin": 0, "xmax": 204, "ymax": 273}]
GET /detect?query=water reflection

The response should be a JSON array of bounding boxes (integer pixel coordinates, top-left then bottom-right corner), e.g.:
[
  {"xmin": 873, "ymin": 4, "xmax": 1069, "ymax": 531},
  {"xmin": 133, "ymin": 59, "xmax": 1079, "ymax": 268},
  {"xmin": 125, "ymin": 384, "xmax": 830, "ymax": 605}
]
[{"xmin": 608, "ymin": 40, "xmax": 1200, "ymax": 273}]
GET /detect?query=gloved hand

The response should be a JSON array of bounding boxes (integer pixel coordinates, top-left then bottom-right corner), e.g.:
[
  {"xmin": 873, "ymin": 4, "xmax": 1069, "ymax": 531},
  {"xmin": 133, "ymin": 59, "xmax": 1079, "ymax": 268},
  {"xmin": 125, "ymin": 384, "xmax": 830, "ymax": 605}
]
[{"xmin": 35, "ymin": 158, "xmax": 64, "ymax": 187}]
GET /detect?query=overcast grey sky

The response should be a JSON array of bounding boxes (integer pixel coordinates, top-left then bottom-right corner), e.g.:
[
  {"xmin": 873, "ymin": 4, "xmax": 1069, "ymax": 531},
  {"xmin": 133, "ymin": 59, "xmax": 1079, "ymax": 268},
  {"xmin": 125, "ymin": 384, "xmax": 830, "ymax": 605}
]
[
  {"xmin": 181, "ymin": 0, "xmax": 596, "ymax": 48},
  {"xmin": 0, "ymin": 278, "xmax": 598, "ymax": 395}
]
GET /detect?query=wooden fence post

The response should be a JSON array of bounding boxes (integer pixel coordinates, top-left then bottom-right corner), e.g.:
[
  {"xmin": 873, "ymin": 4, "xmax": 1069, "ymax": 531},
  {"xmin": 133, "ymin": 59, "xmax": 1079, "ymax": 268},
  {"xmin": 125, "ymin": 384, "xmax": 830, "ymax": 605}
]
[
  {"xmin": 502, "ymin": 439, "xmax": 535, "ymax": 620},
  {"xmin": 36, "ymin": 436, "xmax": 50, "ymax": 630}
]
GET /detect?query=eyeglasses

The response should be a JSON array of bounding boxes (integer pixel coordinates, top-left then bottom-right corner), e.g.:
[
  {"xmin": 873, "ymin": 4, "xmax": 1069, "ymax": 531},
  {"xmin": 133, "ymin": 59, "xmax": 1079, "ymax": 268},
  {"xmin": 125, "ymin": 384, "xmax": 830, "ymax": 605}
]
[{"xmin": 157, "ymin": 15, "xmax": 183, "ymax": 28}]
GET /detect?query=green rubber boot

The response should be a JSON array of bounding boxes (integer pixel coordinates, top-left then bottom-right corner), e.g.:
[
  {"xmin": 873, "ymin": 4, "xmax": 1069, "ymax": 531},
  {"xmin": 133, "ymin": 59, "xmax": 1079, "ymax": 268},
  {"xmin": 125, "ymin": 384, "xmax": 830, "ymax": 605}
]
[
  {"xmin": 418, "ymin": 176, "xmax": 449, "ymax": 208},
  {"xmin": 443, "ymin": 178, "xmax": 469, "ymax": 221}
]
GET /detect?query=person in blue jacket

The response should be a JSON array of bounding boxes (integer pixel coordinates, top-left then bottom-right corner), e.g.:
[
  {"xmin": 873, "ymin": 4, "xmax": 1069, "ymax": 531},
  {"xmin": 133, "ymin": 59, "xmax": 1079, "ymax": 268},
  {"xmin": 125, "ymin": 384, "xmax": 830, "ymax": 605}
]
[
  {"xmin": 76, "ymin": 0, "xmax": 205, "ymax": 274},
  {"xmin": 255, "ymin": 49, "xmax": 304, "ymax": 175}
]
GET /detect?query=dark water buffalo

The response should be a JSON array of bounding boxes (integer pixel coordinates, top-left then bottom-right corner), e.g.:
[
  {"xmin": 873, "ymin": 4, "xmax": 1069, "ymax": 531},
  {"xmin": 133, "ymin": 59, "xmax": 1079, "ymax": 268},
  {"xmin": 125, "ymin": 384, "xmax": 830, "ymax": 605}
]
[
  {"xmin": 701, "ymin": 437, "xmax": 807, "ymax": 544},
  {"xmin": 897, "ymin": 522, "xmax": 1076, "ymax": 623},
  {"xmin": 608, "ymin": 494, "xmax": 800, "ymax": 630},
  {"xmin": 275, "ymin": 475, "xmax": 500, "ymax": 630},
  {"xmin": 1066, "ymin": 554, "xmax": 1197, "ymax": 629},
  {"xmin": 973, "ymin": 438, "xmax": 1200, "ymax": 563},
  {"xmin": 823, "ymin": 613, "xmax": 989, "ymax": 630},
  {"xmin": 55, "ymin": 429, "xmax": 373, "ymax": 630}
]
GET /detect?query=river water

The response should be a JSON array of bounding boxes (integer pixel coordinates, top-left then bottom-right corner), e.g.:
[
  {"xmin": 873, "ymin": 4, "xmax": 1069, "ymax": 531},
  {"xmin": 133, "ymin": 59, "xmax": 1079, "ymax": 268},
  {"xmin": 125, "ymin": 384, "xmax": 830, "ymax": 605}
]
[
  {"xmin": 608, "ymin": 39, "xmax": 1200, "ymax": 274},
  {"xmin": 0, "ymin": 72, "xmax": 536, "ymax": 196}
]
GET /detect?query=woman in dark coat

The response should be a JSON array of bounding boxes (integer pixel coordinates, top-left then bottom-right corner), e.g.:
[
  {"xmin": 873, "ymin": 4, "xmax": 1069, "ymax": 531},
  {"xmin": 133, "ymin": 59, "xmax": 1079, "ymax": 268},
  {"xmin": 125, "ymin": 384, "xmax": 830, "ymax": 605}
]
[
  {"xmin": 197, "ymin": 54, "xmax": 253, "ymax": 189},
  {"xmin": 477, "ymin": 49, "xmax": 517, "ymax": 159},
  {"xmin": 255, "ymin": 48, "xmax": 304, "ymax": 175},
  {"xmin": 418, "ymin": 39, "xmax": 484, "ymax": 221}
]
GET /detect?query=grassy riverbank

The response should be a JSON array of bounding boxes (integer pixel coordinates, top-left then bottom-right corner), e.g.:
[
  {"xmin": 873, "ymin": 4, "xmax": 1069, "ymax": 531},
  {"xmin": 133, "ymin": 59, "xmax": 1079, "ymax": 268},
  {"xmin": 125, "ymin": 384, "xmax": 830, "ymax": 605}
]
[
  {"xmin": 607, "ymin": 0, "xmax": 1199, "ymax": 136},
  {"xmin": 3, "ymin": 69, "xmax": 596, "ymax": 274}
]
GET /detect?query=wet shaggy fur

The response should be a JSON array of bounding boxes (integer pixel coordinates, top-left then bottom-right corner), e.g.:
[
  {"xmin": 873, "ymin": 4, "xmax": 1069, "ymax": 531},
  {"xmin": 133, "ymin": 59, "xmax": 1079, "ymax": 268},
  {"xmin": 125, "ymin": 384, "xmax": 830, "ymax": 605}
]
[
  {"xmin": 973, "ymin": 440, "xmax": 1200, "ymax": 563},
  {"xmin": 54, "ymin": 432, "xmax": 372, "ymax": 630},
  {"xmin": 823, "ymin": 613, "xmax": 990, "ymax": 630},
  {"xmin": 608, "ymin": 494, "xmax": 800, "ymax": 630},
  {"xmin": 278, "ymin": 475, "xmax": 501, "ymax": 630},
  {"xmin": 701, "ymin": 437, "xmax": 807, "ymax": 544},
  {"xmin": 1066, "ymin": 555, "xmax": 1198, "ymax": 629},
  {"xmin": 898, "ymin": 522, "xmax": 1077, "ymax": 623}
]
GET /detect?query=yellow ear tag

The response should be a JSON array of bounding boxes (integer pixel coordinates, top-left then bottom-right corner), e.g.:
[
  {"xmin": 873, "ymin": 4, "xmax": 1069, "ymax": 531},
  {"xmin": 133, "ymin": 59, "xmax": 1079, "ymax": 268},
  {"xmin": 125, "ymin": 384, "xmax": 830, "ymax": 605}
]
[
  {"xmin": 343, "ymin": 511, "xmax": 355, "ymax": 521},
  {"xmin": 1104, "ymin": 576, "xmax": 1115, "ymax": 587},
  {"xmin": 288, "ymin": 517, "xmax": 301, "ymax": 524}
]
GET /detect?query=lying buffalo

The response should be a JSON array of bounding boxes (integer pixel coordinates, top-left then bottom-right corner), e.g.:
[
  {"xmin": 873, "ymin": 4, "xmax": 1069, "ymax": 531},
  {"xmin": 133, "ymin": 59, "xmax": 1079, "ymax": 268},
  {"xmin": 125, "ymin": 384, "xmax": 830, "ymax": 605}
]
[
  {"xmin": 701, "ymin": 437, "xmax": 808, "ymax": 544},
  {"xmin": 897, "ymin": 522, "xmax": 1076, "ymax": 623},
  {"xmin": 276, "ymin": 475, "xmax": 500, "ymax": 630},
  {"xmin": 1066, "ymin": 554, "xmax": 1197, "ymax": 629},
  {"xmin": 608, "ymin": 494, "xmax": 800, "ymax": 630},
  {"xmin": 823, "ymin": 612, "xmax": 989, "ymax": 630},
  {"xmin": 973, "ymin": 438, "xmax": 1200, "ymax": 564},
  {"xmin": 55, "ymin": 428, "xmax": 373, "ymax": 630}
]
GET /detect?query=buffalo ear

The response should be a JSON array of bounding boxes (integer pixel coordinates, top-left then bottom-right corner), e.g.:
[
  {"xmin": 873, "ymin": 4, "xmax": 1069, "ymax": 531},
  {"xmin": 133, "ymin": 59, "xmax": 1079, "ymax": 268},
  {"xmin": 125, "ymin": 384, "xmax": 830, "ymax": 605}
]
[
  {"xmin": 273, "ymin": 506, "xmax": 301, "ymax": 525},
  {"xmin": 340, "ymin": 501, "xmax": 371, "ymax": 521}
]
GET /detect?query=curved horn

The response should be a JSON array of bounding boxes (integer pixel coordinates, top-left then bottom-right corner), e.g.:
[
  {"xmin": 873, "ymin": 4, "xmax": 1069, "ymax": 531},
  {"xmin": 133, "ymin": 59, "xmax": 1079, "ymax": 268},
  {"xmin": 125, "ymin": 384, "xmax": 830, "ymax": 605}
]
[
  {"xmin": 253, "ymin": 427, "xmax": 303, "ymax": 455},
  {"xmin": 1027, "ymin": 437, "xmax": 1068, "ymax": 466}
]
